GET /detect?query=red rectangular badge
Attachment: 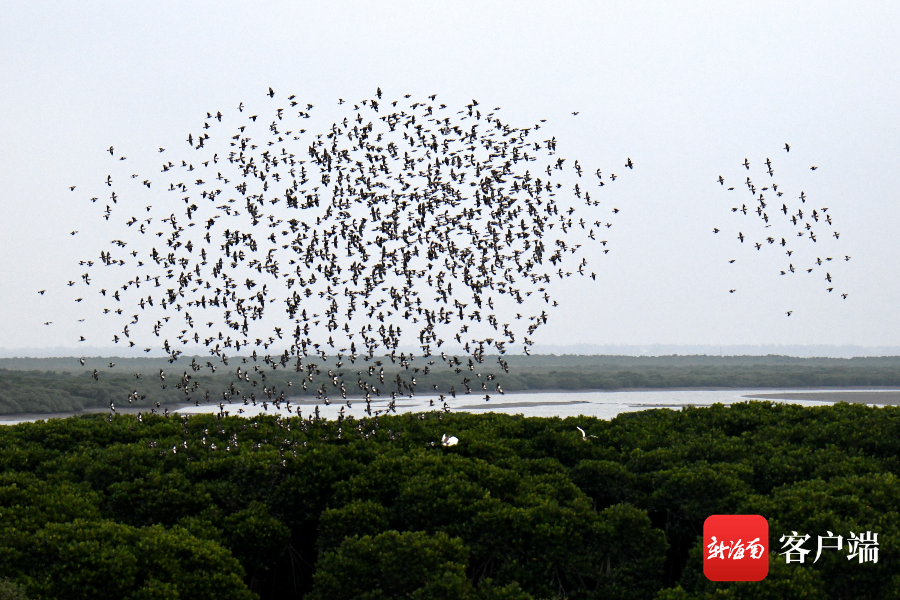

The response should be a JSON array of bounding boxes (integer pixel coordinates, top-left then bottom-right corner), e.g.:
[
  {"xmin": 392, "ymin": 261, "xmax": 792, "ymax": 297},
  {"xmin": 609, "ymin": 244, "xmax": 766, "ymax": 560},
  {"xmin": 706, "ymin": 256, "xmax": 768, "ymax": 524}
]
[{"xmin": 703, "ymin": 514, "xmax": 769, "ymax": 581}]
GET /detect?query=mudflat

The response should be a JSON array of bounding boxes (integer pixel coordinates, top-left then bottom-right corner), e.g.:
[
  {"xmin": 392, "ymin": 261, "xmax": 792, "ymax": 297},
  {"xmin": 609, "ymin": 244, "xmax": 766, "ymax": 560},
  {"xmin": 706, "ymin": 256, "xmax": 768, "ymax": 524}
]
[
  {"xmin": 455, "ymin": 400, "xmax": 590, "ymax": 410},
  {"xmin": 744, "ymin": 391, "xmax": 900, "ymax": 405}
]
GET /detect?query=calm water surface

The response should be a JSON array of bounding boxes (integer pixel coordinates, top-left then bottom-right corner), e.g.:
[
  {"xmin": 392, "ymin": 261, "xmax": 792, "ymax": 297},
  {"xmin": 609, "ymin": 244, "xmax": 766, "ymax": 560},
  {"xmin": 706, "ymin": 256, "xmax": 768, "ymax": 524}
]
[{"xmin": 2, "ymin": 389, "xmax": 893, "ymax": 425}]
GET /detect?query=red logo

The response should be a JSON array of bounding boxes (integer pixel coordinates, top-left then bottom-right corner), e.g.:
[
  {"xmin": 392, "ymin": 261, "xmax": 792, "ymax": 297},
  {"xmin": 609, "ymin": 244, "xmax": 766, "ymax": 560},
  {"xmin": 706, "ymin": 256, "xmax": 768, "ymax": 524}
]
[{"xmin": 703, "ymin": 515, "xmax": 769, "ymax": 581}]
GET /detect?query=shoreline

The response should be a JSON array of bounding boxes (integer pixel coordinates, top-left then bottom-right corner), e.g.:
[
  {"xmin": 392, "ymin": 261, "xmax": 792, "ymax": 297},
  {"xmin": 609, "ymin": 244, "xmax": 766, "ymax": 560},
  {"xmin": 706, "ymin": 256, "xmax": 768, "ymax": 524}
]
[{"xmin": 4, "ymin": 387, "xmax": 900, "ymax": 423}]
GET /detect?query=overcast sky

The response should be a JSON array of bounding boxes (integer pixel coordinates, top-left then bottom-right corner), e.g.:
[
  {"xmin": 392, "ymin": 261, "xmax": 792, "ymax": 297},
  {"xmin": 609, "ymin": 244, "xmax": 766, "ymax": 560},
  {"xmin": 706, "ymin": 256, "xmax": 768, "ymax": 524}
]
[{"xmin": 1, "ymin": 1, "xmax": 898, "ymax": 356}]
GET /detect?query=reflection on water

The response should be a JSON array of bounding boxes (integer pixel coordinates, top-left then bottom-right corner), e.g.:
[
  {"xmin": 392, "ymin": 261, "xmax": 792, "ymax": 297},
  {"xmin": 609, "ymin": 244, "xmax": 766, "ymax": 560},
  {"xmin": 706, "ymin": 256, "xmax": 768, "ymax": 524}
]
[{"xmin": 2, "ymin": 389, "xmax": 892, "ymax": 426}]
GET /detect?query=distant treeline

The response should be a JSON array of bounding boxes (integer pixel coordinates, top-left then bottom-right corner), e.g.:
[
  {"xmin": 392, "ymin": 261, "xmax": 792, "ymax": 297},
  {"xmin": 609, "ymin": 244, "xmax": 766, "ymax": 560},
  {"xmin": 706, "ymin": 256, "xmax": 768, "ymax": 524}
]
[{"xmin": 4, "ymin": 354, "xmax": 900, "ymax": 415}]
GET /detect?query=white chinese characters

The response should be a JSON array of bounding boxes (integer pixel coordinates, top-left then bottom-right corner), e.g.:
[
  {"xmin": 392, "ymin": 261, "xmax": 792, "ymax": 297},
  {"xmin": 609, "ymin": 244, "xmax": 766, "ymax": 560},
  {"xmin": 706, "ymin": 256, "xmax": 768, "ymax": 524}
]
[
  {"xmin": 778, "ymin": 531, "xmax": 879, "ymax": 564},
  {"xmin": 779, "ymin": 532, "xmax": 811, "ymax": 563},
  {"xmin": 707, "ymin": 537, "xmax": 766, "ymax": 560},
  {"xmin": 847, "ymin": 532, "xmax": 879, "ymax": 564}
]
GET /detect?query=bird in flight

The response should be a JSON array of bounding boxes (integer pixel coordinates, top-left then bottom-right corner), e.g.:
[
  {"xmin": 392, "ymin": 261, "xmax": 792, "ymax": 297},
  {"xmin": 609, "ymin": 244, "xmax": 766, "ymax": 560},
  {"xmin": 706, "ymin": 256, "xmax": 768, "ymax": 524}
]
[
  {"xmin": 576, "ymin": 426, "xmax": 597, "ymax": 441},
  {"xmin": 61, "ymin": 87, "xmax": 636, "ymax": 429},
  {"xmin": 715, "ymin": 146, "xmax": 849, "ymax": 307}
]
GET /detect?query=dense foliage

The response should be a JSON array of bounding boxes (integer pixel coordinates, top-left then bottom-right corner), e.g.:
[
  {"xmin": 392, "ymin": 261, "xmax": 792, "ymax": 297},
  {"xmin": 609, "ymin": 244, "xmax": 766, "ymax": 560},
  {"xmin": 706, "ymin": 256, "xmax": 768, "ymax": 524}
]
[
  {"xmin": 1, "ymin": 401, "xmax": 898, "ymax": 599},
  {"xmin": 4, "ymin": 354, "xmax": 900, "ymax": 415}
]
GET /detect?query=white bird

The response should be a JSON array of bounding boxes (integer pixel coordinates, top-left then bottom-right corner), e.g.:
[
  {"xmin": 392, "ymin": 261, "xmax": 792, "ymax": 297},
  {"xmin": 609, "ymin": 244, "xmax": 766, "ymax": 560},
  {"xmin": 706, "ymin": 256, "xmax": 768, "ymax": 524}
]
[
  {"xmin": 441, "ymin": 434, "xmax": 459, "ymax": 447},
  {"xmin": 576, "ymin": 426, "xmax": 597, "ymax": 441}
]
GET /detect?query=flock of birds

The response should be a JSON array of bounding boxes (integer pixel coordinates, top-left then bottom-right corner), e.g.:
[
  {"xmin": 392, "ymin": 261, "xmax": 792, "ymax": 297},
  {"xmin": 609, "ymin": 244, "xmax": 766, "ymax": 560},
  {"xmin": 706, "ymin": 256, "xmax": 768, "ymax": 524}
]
[
  {"xmin": 47, "ymin": 86, "xmax": 637, "ymax": 448},
  {"xmin": 714, "ymin": 146, "xmax": 848, "ymax": 316},
  {"xmin": 38, "ymin": 88, "xmax": 849, "ymax": 454}
]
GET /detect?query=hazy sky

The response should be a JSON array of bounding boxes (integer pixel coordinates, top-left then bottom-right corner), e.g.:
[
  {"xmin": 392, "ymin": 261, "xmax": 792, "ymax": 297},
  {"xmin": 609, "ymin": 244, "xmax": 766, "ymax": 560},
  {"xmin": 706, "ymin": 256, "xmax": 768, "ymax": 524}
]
[{"xmin": 1, "ymin": 1, "xmax": 898, "ymax": 355}]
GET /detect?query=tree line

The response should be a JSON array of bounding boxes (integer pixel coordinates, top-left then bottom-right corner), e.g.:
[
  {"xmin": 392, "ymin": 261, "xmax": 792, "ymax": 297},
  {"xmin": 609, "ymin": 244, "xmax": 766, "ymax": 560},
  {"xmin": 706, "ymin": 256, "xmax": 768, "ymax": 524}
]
[
  {"xmin": 1, "ymin": 400, "xmax": 898, "ymax": 598},
  {"xmin": 4, "ymin": 356, "xmax": 900, "ymax": 415}
]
